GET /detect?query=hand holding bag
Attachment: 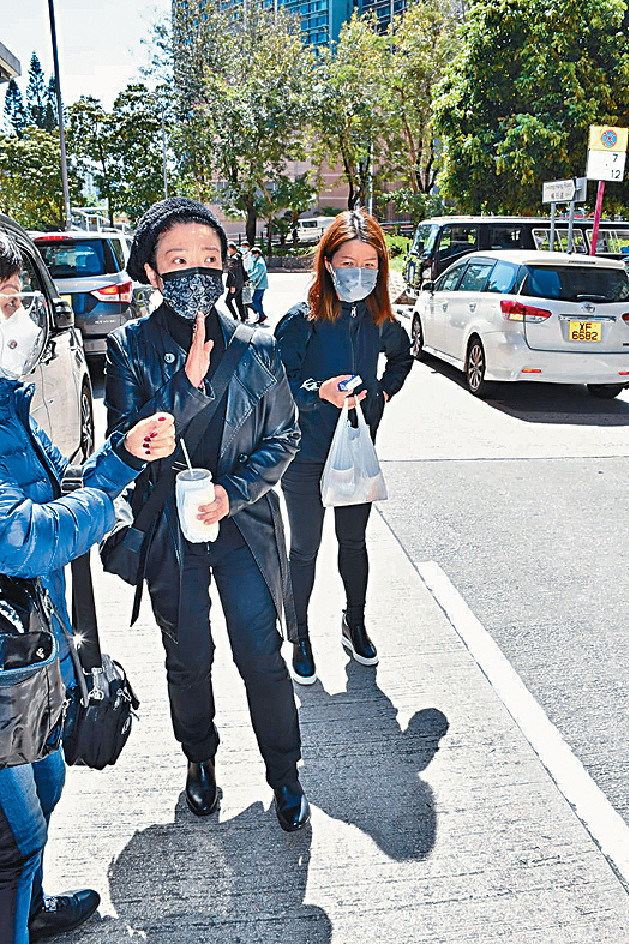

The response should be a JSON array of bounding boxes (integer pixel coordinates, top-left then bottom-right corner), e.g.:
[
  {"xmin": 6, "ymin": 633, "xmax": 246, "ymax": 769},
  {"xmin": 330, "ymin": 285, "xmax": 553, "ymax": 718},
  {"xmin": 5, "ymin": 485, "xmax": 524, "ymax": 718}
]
[
  {"xmin": 321, "ymin": 398, "xmax": 387, "ymax": 507},
  {"xmin": 0, "ymin": 575, "xmax": 65, "ymax": 768}
]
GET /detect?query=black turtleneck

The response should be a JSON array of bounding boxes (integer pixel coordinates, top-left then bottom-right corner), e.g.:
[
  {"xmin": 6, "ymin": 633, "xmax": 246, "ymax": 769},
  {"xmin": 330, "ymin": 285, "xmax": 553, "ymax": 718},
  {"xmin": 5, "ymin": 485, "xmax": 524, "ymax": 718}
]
[{"xmin": 164, "ymin": 304, "xmax": 243, "ymax": 550}]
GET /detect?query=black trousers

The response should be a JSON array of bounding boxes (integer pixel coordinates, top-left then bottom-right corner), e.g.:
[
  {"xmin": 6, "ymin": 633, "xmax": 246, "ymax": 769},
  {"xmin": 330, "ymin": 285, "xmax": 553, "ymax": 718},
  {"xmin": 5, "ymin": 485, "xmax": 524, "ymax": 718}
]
[
  {"xmin": 226, "ymin": 288, "xmax": 247, "ymax": 321},
  {"xmin": 149, "ymin": 541, "xmax": 301, "ymax": 788},
  {"xmin": 281, "ymin": 459, "xmax": 372, "ymax": 638}
]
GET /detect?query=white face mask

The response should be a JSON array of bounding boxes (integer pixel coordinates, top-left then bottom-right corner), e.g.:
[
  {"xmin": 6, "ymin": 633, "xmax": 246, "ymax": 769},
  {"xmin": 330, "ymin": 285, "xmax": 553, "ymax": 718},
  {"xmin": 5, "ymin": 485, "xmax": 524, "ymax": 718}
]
[
  {"xmin": 329, "ymin": 265, "xmax": 378, "ymax": 303},
  {"xmin": 0, "ymin": 292, "xmax": 45, "ymax": 380}
]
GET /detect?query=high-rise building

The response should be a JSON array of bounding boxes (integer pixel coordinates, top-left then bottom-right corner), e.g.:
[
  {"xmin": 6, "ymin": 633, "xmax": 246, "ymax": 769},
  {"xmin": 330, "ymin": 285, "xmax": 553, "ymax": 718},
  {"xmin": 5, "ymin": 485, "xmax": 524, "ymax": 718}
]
[
  {"xmin": 357, "ymin": 0, "xmax": 406, "ymax": 33},
  {"xmin": 172, "ymin": 0, "xmax": 356, "ymax": 53}
]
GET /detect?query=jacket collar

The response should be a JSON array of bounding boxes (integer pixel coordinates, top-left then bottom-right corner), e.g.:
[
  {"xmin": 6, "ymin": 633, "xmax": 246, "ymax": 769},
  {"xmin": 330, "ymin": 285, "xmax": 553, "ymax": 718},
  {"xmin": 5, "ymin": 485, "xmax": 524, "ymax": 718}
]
[{"xmin": 154, "ymin": 303, "xmax": 237, "ymax": 349}]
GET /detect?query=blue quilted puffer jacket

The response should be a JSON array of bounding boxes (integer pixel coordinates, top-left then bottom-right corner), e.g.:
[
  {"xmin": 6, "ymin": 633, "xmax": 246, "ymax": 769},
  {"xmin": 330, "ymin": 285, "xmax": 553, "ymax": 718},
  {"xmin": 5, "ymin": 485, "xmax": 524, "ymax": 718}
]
[{"xmin": 0, "ymin": 379, "xmax": 142, "ymax": 686}]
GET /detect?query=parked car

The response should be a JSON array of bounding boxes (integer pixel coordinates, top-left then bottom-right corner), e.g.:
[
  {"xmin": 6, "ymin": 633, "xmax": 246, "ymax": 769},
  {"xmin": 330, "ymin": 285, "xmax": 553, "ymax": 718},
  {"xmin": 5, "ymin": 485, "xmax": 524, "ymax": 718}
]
[
  {"xmin": 411, "ymin": 250, "xmax": 629, "ymax": 398},
  {"xmin": 404, "ymin": 216, "xmax": 629, "ymax": 293},
  {"xmin": 0, "ymin": 214, "xmax": 94, "ymax": 460},
  {"xmin": 32, "ymin": 230, "xmax": 156, "ymax": 360}
]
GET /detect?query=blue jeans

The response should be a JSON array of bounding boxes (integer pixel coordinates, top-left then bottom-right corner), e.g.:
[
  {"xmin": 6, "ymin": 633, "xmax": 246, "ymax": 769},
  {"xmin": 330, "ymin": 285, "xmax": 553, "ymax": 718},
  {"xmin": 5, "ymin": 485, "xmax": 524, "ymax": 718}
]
[
  {"xmin": 251, "ymin": 289, "xmax": 265, "ymax": 320},
  {"xmin": 150, "ymin": 541, "xmax": 301, "ymax": 787},
  {"xmin": 0, "ymin": 750, "xmax": 65, "ymax": 944}
]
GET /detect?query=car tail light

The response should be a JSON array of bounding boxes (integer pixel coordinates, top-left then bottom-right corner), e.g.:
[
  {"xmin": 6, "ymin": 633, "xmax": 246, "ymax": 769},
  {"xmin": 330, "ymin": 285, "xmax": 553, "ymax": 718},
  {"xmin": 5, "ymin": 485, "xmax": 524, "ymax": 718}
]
[
  {"xmin": 500, "ymin": 300, "xmax": 552, "ymax": 323},
  {"xmin": 622, "ymin": 314, "xmax": 629, "ymax": 324},
  {"xmin": 90, "ymin": 281, "xmax": 132, "ymax": 304},
  {"xmin": 34, "ymin": 234, "xmax": 66, "ymax": 242}
]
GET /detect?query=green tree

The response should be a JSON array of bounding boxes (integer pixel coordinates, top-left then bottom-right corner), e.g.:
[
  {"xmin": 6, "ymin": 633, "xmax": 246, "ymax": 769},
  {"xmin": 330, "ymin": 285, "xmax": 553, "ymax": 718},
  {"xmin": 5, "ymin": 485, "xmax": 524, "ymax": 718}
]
[
  {"xmin": 66, "ymin": 96, "xmax": 115, "ymax": 225},
  {"xmin": 0, "ymin": 128, "xmax": 81, "ymax": 228},
  {"xmin": 170, "ymin": 0, "xmax": 315, "ymax": 243},
  {"xmin": 312, "ymin": 14, "xmax": 388, "ymax": 210},
  {"xmin": 433, "ymin": 0, "xmax": 629, "ymax": 213},
  {"xmin": 382, "ymin": 0, "xmax": 456, "ymax": 221},
  {"xmin": 26, "ymin": 52, "xmax": 47, "ymax": 130},
  {"xmin": 3, "ymin": 79, "xmax": 26, "ymax": 138},
  {"xmin": 43, "ymin": 76, "xmax": 58, "ymax": 131}
]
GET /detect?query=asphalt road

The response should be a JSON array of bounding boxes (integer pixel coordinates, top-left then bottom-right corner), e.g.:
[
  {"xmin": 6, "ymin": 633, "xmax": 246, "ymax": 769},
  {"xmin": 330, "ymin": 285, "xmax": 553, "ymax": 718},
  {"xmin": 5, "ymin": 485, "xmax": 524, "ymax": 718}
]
[{"xmin": 90, "ymin": 271, "xmax": 629, "ymax": 829}]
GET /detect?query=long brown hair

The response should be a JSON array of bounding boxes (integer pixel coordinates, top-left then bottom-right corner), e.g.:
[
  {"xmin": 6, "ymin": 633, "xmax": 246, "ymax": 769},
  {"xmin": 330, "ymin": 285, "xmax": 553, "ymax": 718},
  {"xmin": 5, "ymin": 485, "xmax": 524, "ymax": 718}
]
[{"xmin": 307, "ymin": 209, "xmax": 393, "ymax": 325}]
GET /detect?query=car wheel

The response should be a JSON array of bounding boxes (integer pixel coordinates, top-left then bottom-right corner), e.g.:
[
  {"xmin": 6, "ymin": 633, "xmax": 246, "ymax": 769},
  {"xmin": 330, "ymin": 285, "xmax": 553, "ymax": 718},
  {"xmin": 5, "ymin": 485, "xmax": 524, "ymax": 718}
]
[
  {"xmin": 411, "ymin": 314, "xmax": 424, "ymax": 361},
  {"xmin": 80, "ymin": 384, "xmax": 95, "ymax": 461},
  {"xmin": 465, "ymin": 337, "xmax": 495, "ymax": 398},
  {"xmin": 587, "ymin": 383, "xmax": 625, "ymax": 399}
]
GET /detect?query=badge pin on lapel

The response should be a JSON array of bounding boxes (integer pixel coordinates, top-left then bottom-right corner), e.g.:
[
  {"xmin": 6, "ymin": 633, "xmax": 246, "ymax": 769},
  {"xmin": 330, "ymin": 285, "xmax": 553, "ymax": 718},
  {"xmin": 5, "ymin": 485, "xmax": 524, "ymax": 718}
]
[{"xmin": 164, "ymin": 353, "xmax": 175, "ymax": 364}]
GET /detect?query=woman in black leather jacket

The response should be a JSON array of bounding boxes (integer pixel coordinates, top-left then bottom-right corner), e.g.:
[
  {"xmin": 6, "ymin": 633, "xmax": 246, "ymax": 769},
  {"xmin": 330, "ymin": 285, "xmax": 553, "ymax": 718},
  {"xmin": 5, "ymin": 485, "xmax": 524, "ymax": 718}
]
[
  {"xmin": 105, "ymin": 197, "xmax": 309, "ymax": 833},
  {"xmin": 275, "ymin": 209, "xmax": 413, "ymax": 686}
]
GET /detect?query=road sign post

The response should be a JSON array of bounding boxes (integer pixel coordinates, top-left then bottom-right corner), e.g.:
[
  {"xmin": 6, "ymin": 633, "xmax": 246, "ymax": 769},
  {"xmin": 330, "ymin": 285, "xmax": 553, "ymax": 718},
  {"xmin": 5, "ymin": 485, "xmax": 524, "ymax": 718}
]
[
  {"xmin": 586, "ymin": 126, "xmax": 628, "ymax": 254},
  {"xmin": 541, "ymin": 177, "xmax": 587, "ymax": 252}
]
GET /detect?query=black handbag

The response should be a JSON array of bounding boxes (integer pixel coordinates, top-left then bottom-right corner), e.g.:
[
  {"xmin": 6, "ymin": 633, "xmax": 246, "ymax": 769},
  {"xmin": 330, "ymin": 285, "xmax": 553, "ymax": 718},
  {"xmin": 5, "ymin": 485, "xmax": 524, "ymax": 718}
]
[
  {"xmin": 0, "ymin": 575, "xmax": 65, "ymax": 768},
  {"xmin": 62, "ymin": 553, "xmax": 139, "ymax": 770},
  {"xmin": 99, "ymin": 322, "xmax": 254, "ymax": 624}
]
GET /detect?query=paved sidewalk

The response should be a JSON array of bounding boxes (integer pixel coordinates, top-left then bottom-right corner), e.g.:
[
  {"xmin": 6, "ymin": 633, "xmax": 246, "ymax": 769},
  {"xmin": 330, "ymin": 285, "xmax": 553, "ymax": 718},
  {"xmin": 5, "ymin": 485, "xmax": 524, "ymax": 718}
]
[{"xmin": 46, "ymin": 507, "xmax": 629, "ymax": 943}]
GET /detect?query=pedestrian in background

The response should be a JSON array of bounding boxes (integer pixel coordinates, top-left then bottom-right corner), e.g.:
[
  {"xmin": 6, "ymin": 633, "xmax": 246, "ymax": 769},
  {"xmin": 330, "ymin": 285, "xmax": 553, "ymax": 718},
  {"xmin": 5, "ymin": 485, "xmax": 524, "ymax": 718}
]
[
  {"xmin": 248, "ymin": 246, "xmax": 268, "ymax": 325},
  {"xmin": 275, "ymin": 209, "xmax": 413, "ymax": 685},
  {"xmin": 225, "ymin": 241, "xmax": 247, "ymax": 322},
  {"xmin": 106, "ymin": 197, "xmax": 310, "ymax": 833},
  {"xmin": 0, "ymin": 231, "xmax": 176, "ymax": 944}
]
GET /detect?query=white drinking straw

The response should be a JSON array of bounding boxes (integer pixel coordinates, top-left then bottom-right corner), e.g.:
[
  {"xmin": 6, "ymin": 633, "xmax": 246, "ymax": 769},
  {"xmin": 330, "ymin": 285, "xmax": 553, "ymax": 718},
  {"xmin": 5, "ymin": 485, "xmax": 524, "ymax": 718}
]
[{"xmin": 180, "ymin": 438, "xmax": 193, "ymax": 471}]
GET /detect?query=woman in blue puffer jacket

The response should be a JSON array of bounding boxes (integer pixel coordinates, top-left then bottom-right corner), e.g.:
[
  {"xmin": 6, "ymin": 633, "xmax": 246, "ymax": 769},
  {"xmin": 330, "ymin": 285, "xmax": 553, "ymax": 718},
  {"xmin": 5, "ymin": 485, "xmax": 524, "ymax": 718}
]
[{"xmin": 0, "ymin": 232, "xmax": 175, "ymax": 944}]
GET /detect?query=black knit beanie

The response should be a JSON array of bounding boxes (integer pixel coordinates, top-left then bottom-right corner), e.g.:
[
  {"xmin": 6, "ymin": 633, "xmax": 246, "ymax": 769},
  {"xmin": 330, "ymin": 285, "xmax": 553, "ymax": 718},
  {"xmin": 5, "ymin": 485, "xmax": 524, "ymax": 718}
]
[{"xmin": 127, "ymin": 197, "xmax": 228, "ymax": 284}]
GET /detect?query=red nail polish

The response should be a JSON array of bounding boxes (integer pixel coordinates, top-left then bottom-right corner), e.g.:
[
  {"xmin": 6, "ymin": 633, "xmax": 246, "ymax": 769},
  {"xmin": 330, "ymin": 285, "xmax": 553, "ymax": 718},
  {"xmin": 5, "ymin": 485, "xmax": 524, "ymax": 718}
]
[{"xmin": 158, "ymin": 416, "xmax": 166, "ymax": 421}]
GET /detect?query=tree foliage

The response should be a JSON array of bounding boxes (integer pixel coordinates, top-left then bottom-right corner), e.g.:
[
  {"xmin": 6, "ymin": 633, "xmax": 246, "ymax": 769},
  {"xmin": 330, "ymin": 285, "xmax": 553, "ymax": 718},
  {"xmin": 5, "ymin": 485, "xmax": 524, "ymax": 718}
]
[
  {"xmin": 170, "ymin": 0, "xmax": 315, "ymax": 244},
  {"xmin": 433, "ymin": 0, "xmax": 629, "ymax": 213},
  {"xmin": 0, "ymin": 128, "xmax": 81, "ymax": 229}
]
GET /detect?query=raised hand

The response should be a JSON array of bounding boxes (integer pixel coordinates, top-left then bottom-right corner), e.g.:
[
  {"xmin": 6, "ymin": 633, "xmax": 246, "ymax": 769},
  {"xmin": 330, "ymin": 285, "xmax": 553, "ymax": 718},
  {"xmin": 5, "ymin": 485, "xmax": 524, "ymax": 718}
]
[{"xmin": 185, "ymin": 311, "xmax": 214, "ymax": 388}]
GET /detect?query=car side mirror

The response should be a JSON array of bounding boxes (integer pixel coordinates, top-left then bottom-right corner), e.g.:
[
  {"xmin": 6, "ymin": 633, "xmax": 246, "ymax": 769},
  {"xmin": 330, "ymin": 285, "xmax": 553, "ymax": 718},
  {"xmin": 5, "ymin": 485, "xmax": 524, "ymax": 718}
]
[
  {"xmin": 422, "ymin": 281, "xmax": 435, "ymax": 292},
  {"xmin": 52, "ymin": 298, "xmax": 74, "ymax": 329}
]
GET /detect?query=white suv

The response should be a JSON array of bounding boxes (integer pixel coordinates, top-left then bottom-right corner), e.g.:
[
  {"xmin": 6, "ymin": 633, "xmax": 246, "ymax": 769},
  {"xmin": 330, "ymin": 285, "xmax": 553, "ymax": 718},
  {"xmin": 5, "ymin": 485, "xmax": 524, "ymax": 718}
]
[{"xmin": 412, "ymin": 250, "xmax": 629, "ymax": 398}]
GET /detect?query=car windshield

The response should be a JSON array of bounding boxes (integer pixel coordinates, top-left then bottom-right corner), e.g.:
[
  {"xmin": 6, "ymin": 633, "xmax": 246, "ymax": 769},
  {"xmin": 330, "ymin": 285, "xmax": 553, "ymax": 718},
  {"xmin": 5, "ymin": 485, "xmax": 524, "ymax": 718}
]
[
  {"xmin": 36, "ymin": 239, "xmax": 106, "ymax": 278},
  {"xmin": 522, "ymin": 265, "xmax": 629, "ymax": 302},
  {"xmin": 415, "ymin": 223, "xmax": 438, "ymax": 254}
]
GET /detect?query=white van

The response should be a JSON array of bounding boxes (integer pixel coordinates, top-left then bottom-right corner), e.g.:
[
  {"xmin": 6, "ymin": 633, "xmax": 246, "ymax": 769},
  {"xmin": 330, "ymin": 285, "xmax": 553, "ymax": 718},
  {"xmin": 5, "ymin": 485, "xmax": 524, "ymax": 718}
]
[{"xmin": 295, "ymin": 217, "xmax": 334, "ymax": 242}]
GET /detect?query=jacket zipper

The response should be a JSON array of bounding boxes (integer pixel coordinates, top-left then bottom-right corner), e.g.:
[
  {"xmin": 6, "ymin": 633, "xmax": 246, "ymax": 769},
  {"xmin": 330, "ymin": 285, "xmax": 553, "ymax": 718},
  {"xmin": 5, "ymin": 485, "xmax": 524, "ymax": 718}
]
[{"xmin": 350, "ymin": 305, "xmax": 357, "ymax": 373}]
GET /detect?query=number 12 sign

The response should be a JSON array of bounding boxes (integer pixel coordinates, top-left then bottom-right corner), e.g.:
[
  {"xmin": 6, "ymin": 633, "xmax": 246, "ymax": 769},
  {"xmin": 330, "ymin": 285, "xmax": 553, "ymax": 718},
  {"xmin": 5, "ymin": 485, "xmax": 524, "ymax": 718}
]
[{"xmin": 586, "ymin": 126, "xmax": 628, "ymax": 182}]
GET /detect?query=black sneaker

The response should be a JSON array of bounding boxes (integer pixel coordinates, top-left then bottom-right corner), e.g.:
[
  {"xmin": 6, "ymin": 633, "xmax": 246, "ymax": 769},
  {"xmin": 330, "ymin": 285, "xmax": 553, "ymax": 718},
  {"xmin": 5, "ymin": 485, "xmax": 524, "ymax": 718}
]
[
  {"xmin": 341, "ymin": 611, "xmax": 378, "ymax": 666},
  {"xmin": 292, "ymin": 639, "xmax": 317, "ymax": 685},
  {"xmin": 29, "ymin": 890, "xmax": 100, "ymax": 941}
]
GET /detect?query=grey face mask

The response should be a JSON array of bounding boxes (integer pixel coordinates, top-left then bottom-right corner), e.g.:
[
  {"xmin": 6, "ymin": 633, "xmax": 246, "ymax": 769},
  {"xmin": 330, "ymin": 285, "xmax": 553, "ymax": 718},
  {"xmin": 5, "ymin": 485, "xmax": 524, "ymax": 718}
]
[
  {"xmin": 329, "ymin": 265, "xmax": 378, "ymax": 303},
  {"xmin": 160, "ymin": 267, "xmax": 224, "ymax": 320}
]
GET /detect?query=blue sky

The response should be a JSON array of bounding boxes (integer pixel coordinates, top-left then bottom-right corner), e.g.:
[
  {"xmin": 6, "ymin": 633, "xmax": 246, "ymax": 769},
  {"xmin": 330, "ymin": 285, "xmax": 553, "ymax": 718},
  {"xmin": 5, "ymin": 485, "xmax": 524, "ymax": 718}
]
[{"xmin": 3, "ymin": 0, "xmax": 170, "ymax": 109}]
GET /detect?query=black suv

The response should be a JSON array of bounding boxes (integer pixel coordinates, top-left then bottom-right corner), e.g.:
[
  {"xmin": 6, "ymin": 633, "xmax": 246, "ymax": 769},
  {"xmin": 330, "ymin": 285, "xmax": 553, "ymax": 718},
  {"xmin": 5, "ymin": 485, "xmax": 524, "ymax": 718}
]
[
  {"xmin": 33, "ymin": 230, "xmax": 156, "ymax": 360},
  {"xmin": 0, "ymin": 214, "xmax": 94, "ymax": 461}
]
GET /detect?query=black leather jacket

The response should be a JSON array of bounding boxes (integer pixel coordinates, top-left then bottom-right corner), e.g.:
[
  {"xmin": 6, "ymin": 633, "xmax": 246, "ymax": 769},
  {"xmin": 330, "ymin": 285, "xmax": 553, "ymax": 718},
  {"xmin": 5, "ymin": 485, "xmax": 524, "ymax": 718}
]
[{"xmin": 104, "ymin": 304, "xmax": 300, "ymax": 641}]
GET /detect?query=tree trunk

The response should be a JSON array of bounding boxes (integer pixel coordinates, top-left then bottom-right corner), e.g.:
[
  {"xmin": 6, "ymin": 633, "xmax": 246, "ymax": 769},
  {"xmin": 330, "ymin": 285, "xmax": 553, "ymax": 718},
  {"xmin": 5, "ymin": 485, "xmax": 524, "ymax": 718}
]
[
  {"xmin": 267, "ymin": 217, "xmax": 273, "ymax": 257},
  {"xmin": 245, "ymin": 194, "xmax": 257, "ymax": 246}
]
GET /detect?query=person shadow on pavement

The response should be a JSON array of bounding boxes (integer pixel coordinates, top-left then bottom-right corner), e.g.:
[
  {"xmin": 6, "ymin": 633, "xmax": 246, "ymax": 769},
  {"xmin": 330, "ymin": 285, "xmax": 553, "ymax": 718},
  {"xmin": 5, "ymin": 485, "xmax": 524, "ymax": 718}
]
[
  {"xmin": 298, "ymin": 659, "xmax": 449, "ymax": 861},
  {"xmin": 100, "ymin": 795, "xmax": 331, "ymax": 944}
]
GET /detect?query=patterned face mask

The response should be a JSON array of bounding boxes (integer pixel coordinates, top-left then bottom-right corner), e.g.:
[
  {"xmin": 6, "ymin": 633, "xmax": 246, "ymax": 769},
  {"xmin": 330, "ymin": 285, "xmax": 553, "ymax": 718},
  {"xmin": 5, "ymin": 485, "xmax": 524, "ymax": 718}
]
[
  {"xmin": 160, "ymin": 267, "xmax": 224, "ymax": 320},
  {"xmin": 329, "ymin": 265, "xmax": 378, "ymax": 303}
]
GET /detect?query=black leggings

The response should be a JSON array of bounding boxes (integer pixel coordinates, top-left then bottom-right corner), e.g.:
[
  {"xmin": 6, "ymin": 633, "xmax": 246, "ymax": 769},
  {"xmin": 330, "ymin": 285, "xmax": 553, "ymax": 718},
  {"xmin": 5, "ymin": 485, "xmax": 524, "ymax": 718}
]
[{"xmin": 281, "ymin": 460, "xmax": 372, "ymax": 637}]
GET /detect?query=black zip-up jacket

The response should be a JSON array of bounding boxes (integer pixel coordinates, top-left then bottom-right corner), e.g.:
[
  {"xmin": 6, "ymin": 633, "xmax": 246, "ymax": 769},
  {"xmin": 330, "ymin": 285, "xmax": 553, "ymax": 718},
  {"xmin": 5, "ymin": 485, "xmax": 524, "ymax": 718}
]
[
  {"xmin": 275, "ymin": 300, "xmax": 413, "ymax": 464},
  {"xmin": 105, "ymin": 304, "xmax": 300, "ymax": 641}
]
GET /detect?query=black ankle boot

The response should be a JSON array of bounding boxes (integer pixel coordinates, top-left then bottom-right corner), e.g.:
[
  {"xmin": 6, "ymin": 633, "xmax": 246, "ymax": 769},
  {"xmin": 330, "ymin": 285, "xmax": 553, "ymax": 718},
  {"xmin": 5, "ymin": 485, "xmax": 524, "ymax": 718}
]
[
  {"xmin": 341, "ymin": 610, "xmax": 378, "ymax": 666},
  {"xmin": 29, "ymin": 890, "xmax": 100, "ymax": 941},
  {"xmin": 292, "ymin": 638, "xmax": 317, "ymax": 685},
  {"xmin": 274, "ymin": 780, "xmax": 311, "ymax": 832},
  {"xmin": 186, "ymin": 759, "xmax": 218, "ymax": 816}
]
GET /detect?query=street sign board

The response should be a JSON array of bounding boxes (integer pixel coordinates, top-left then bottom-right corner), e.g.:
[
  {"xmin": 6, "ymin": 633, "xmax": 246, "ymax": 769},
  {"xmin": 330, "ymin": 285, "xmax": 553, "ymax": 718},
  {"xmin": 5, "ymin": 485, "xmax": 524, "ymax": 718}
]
[
  {"xmin": 586, "ymin": 149, "xmax": 626, "ymax": 182},
  {"xmin": 588, "ymin": 125, "xmax": 629, "ymax": 152},
  {"xmin": 542, "ymin": 179, "xmax": 575, "ymax": 203}
]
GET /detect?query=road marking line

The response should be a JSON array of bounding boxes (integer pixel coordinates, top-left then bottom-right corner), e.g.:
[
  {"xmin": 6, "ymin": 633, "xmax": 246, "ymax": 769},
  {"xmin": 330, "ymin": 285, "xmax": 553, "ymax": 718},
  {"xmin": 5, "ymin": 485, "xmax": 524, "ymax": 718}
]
[{"xmin": 417, "ymin": 560, "xmax": 629, "ymax": 888}]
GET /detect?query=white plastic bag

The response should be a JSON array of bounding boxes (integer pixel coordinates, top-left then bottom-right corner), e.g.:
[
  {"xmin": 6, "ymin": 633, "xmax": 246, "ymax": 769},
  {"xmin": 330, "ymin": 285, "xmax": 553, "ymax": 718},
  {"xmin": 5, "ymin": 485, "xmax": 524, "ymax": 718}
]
[{"xmin": 321, "ymin": 398, "xmax": 388, "ymax": 507}]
